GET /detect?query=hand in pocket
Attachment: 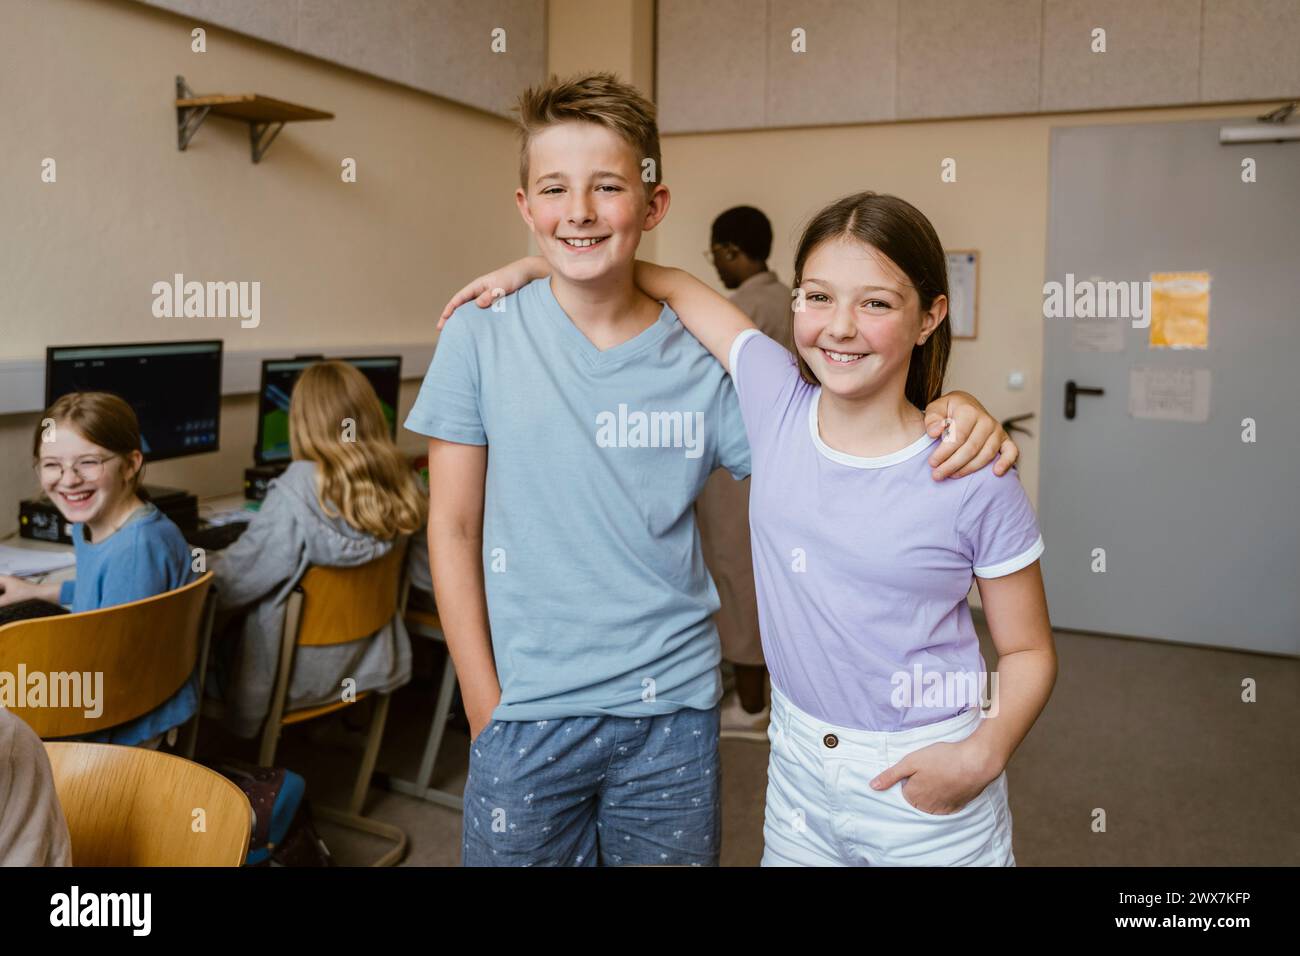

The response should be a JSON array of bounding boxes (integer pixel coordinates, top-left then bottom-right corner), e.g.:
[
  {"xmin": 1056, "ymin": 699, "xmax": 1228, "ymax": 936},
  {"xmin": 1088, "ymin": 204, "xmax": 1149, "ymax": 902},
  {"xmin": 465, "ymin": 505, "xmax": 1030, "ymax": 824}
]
[{"xmin": 870, "ymin": 739, "xmax": 996, "ymax": 815}]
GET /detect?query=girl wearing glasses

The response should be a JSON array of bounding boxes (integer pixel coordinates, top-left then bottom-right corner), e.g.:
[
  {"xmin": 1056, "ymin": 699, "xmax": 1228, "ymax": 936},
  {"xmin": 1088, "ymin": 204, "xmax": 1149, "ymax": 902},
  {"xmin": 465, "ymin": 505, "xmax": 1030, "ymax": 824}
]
[{"xmin": 0, "ymin": 391, "xmax": 196, "ymax": 747}]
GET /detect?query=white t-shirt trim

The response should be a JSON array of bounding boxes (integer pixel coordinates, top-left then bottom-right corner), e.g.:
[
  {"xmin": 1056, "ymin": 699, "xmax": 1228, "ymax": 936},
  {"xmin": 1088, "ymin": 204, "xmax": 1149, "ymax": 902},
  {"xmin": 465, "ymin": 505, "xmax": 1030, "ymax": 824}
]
[
  {"xmin": 807, "ymin": 389, "xmax": 937, "ymax": 469},
  {"xmin": 974, "ymin": 534, "xmax": 1045, "ymax": 578},
  {"xmin": 727, "ymin": 328, "xmax": 762, "ymax": 390}
]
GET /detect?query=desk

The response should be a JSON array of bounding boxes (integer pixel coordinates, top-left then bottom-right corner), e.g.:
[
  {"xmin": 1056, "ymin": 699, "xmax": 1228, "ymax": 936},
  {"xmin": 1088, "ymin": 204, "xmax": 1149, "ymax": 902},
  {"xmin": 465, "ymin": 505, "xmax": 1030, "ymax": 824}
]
[
  {"xmin": 2, "ymin": 527, "xmax": 76, "ymax": 588},
  {"xmin": 199, "ymin": 492, "xmax": 258, "ymax": 519}
]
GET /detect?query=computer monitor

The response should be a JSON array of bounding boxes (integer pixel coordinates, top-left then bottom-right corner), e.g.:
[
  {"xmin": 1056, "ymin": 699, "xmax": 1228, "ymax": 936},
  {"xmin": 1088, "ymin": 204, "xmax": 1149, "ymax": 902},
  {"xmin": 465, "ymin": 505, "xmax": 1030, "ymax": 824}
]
[
  {"xmin": 45, "ymin": 340, "xmax": 223, "ymax": 462},
  {"xmin": 254, "ymin": 355, "xmax": 401, "ymax": 465}
]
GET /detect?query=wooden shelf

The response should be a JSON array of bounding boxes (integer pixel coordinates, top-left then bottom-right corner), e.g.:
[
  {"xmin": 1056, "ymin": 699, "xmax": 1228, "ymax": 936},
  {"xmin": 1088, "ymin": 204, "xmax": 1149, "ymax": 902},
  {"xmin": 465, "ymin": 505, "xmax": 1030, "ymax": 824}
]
[
  {"xmin": 174, "ymin": 76, "xmax": 334, "ymax": 163},
  {"xmin": 174, "ymin": 92, "xmax": 333, "ymax": 124}
]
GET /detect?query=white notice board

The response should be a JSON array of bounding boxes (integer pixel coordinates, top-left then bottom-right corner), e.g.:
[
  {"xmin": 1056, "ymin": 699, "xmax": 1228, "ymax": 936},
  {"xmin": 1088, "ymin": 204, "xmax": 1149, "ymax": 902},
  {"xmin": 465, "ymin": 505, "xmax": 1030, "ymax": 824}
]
[{"xmin": 946, "ymin": 250, "xmax": 978, "ymax": 339}]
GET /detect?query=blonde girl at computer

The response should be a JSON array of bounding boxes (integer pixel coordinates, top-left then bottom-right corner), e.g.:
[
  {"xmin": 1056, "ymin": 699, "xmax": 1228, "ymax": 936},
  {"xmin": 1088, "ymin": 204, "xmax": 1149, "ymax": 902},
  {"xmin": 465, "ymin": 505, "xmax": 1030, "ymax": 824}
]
[
  {"xmin": 209, "ymin": 360, "xmax": 426, "ymax": 737},
  {"xmin": 0, "ymin": 391, "xmax": 197, "ymax": 747}
]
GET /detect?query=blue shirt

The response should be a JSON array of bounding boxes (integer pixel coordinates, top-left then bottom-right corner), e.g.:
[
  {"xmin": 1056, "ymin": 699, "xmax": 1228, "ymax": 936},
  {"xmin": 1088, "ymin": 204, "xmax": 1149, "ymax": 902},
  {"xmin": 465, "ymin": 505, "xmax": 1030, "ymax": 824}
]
[
  {"xmin": 405, "ymin": 277, "xmax": 751, "ymax": 721},
  {"xmin": 59, "ymin": 503, "xmax": 198, "ymax": 745}
]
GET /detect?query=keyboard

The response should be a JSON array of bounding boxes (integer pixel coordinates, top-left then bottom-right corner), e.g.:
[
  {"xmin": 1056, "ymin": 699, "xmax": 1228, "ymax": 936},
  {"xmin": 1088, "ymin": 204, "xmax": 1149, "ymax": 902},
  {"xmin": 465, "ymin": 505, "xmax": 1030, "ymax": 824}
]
[
  {"xmin": 0, "ymin": 599, "xmax": 69, "ymax": 626},
  {"xmin": 187, "ymin": 522, "xmax": 250, "ymax": 552}
]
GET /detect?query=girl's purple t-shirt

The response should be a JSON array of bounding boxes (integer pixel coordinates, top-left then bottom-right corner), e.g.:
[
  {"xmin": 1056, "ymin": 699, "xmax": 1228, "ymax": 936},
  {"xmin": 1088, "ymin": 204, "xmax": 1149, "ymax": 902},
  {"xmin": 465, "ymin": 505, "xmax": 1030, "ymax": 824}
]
[{"xmin": 729, "ymin": 329, "xmax": 1044, "ymax": 732}]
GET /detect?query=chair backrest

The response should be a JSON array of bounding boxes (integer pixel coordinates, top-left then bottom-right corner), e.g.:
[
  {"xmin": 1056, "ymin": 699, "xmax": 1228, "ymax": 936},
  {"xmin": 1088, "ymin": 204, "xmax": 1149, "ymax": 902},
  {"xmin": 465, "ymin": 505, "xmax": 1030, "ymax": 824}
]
[
  {"xmin": 44, "ymin": 741, "xmax": 251, "ymax": 866},
  {"xmin": 0, "ymin": 572, "xmax": 213, "ymax": 738},
  {"xmin": 295, "ymin": 540, "xmax": 409, "ymax": 647}
]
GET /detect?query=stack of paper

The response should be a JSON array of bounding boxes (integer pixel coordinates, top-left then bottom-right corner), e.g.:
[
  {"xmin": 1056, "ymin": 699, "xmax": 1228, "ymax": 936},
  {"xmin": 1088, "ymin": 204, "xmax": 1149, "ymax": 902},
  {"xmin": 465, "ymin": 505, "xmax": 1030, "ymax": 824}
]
[{"xmin": 0, "ymin": 544, "xmax": 76, "ymax": 578}]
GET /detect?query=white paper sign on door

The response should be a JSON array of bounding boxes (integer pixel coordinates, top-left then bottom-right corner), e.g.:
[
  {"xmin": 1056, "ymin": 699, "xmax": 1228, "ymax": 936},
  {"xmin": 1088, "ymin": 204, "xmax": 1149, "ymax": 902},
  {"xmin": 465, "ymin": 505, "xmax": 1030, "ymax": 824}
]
[
  {"xmin": 1129, "ymin": 367, "xmax": 1211, "ymax": 422},
  {"xmin": 1072, "ymin": 315, "xmax": 1126, "ymax": 352}
]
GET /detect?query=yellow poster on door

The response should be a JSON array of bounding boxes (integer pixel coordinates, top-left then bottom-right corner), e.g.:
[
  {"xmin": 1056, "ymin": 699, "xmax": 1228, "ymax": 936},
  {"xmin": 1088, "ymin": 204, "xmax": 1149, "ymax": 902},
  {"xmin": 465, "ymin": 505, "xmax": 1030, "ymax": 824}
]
[{"xmin": 1148, "ymin": 271, "xmax": 1210, "ymax": 349}]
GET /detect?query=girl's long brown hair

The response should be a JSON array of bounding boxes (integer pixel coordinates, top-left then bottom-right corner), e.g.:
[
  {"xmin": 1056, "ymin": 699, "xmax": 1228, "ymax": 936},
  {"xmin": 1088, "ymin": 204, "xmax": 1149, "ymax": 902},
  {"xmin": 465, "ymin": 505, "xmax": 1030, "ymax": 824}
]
[
  {"xmin": 289, "ymin": 361, "xmax": 425, "ymax": 539},
  {"xmin": 791, "ymin": 191, "xmax": 951, "ymax": 410}
]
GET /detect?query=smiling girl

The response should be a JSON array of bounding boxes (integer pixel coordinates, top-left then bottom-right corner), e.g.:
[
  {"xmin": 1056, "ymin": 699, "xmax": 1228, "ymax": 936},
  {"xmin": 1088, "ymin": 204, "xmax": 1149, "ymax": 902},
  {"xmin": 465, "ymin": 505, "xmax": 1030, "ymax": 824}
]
[
  {"xmin": 0, "ymin": 392, "xmax": 197, "ymax": 747},
  {"xmin": 441, "ymin": 191, "xmax": 1057, "ymax": 866}
]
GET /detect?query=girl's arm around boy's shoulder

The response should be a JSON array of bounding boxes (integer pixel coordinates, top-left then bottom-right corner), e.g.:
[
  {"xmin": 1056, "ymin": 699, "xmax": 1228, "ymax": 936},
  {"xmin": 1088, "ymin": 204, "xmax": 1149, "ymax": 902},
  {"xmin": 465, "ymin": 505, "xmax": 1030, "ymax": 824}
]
[
  {"xmin": 436, "ymin": 257, "xmax": 760, "ymax": 376},
  {"xmin": 437, "ymin": 257, "xmax": 549, "ymax": 330},
  {"xmin": 632, "ymin": 261, "xmax": 756, "ymax": 373},
  {"xmin": 725, "ymin": 325, "xmax": 805, "ymax": 444}
]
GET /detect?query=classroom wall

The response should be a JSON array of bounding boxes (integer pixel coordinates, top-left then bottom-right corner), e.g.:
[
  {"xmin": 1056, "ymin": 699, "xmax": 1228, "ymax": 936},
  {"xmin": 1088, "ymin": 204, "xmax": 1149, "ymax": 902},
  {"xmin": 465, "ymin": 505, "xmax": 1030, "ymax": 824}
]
[
  {"xmin": 651, "ymin": 98, "xmax": 1286, "ymax": 511},
  {"xmin": 0, "ymin": 0, "xmax": 529, "ymax": 526},
  {"xmin": 5, "ymin": 0, "xmax": 1291, "ymax": 533}
]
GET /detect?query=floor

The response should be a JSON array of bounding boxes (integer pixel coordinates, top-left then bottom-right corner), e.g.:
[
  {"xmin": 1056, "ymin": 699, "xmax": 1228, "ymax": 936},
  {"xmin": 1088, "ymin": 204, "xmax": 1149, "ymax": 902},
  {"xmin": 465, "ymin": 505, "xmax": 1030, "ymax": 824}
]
[{"xmin": 197, "ymin": 618, "xmax": 1300, "ymax": 866}]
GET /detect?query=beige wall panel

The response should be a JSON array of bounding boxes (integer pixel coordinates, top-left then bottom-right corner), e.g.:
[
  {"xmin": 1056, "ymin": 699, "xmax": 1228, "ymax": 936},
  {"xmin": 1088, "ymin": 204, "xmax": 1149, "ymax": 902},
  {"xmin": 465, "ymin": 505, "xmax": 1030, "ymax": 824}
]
[
  {"xmin": 135, "ymin": 0, "xmax": 547, "ymax": 116},
  {"xmin": 140, "ymin": 0, "xmax": 300, "ymax": 47},
  {"xmin": 1041, "ymin": 0, "xmax": 1201, "ymax": 111},
  {"xmin": 1201, "ymin": 0, "xmax": 1300, "ymax": 102},
  {"xmin": 897, "ymin": 0, "xmax": 1042, "ymax": 119},
  {"xmin": 405, "ymin": 0, "xmax": 547, "ymax": 116},
  {"xmin": 657, "ymin": 0, "xmax": 767, "ymax": 133},
  {"xmin": 766, "ymin": 0, "xmax": 897, "ymax": 127}
]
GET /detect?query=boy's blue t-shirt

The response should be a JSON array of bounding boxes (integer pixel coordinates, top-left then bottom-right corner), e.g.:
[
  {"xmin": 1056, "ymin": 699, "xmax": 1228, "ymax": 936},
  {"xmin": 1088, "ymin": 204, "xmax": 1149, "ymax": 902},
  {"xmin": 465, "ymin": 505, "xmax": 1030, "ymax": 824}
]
[
  {"xmin": 58, "ymin": 503, "xmax": 198, "ymax": 746},
  {"xmin": 405, "ymin": 276, "xmax": 751, "ymax": 722}
]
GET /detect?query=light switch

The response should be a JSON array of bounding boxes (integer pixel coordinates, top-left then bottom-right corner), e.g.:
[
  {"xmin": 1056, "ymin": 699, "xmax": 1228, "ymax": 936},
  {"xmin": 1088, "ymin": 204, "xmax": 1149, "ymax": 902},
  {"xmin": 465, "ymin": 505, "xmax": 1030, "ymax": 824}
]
[{"xmin": 1007, "ymin": 371, "xmax": 1025, "ymax": 390}]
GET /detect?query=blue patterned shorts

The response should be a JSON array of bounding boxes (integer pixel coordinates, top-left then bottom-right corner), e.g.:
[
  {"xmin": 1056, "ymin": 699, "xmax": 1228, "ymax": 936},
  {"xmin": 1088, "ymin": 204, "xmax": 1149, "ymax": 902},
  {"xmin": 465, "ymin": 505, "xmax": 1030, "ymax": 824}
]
[{"xmin": 461, "ymin": 705, "xmax": 722, "ymax": 866}]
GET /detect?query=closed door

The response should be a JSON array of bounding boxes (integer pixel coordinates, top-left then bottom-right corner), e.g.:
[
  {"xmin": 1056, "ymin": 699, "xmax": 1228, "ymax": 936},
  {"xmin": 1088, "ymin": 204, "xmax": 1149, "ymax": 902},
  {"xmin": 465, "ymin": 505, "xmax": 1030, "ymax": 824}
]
[{"xmin": 1039, "ymin": 118, "xmax": 1299, "ymax": 655}]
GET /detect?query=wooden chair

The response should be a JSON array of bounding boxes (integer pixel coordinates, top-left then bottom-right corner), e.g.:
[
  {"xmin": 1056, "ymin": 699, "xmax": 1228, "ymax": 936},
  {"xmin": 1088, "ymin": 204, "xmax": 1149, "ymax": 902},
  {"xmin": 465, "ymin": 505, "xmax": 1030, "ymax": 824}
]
[
  {"xmin": 44, "ymin": 741, "xmax": 252, "ymax": 866},
  {"xmin": 258, "ymin": 541, "xmax": 409, "ymax": 866},
  {"xmin": 0, "ymin": 572, "xmax": 215, "ymax": 756},
  {"xmin": 383, "ymin": 607, "xmax": 463, "ymax": 813}
]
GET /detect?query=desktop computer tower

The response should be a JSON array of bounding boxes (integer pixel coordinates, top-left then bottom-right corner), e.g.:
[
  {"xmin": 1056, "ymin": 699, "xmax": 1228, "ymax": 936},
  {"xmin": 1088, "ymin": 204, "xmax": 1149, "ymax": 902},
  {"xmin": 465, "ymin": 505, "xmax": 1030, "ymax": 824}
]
[
  {"xmin": 244, "ymin": 463, "xmax": 287, "ymax": 501},
  {"xmin": 18, "ymin": 499, "xmax": 73, "ymax": 544},
  {"xmin": 17, "ymin": 486, "xmax": 199, "ymax": 544}
]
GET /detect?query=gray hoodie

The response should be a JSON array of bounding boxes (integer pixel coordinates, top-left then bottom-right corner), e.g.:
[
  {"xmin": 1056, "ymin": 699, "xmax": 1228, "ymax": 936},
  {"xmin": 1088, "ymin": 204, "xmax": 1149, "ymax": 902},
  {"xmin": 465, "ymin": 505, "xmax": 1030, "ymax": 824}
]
[{"xmin": 210, "ymin": 460, "xmax": 413, "ymax": 738}]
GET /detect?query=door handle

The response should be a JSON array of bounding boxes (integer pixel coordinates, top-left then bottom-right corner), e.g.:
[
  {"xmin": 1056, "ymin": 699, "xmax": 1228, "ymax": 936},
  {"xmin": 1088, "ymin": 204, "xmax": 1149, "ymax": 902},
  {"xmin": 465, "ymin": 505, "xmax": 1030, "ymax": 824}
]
[{"xmin": 1065, "ymin": 380, "xmax": 1104, "ymax": 420}]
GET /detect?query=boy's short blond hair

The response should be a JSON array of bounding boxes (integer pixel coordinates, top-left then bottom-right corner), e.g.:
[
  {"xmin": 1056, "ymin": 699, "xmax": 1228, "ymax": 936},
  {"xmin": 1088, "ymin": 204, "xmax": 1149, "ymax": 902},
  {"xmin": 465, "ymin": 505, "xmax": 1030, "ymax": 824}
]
[{"xmin": 514, "ymin": 72, "xmax": 662, "ymax": 197}]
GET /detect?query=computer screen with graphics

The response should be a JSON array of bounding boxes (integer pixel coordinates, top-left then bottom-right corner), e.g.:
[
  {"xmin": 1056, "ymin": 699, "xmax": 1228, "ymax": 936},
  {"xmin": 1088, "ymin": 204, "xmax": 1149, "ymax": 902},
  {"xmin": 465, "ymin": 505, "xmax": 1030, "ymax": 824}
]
[
  {"xmin": 255, "ymin": 355, "xmax": 401, "ymax": 464},
  {"xmin": 45, "ymin": 340, "xmax": 223, "ymax": 462}
]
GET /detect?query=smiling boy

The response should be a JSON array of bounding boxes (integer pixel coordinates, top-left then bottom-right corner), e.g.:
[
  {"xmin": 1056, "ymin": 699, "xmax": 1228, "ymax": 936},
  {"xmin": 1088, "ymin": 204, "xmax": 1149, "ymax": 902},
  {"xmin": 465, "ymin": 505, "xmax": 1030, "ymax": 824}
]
[{"xmin": 405, "ymin": 73, "xmax": 1015, "ymax": 866}]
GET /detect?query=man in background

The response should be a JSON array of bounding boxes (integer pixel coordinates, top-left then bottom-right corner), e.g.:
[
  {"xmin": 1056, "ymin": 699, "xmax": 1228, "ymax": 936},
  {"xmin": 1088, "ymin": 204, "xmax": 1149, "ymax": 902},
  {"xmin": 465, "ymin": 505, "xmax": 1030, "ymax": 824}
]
[{"xmin": 697, "ymin": 206, "xmax": 790, "ymax": 739}]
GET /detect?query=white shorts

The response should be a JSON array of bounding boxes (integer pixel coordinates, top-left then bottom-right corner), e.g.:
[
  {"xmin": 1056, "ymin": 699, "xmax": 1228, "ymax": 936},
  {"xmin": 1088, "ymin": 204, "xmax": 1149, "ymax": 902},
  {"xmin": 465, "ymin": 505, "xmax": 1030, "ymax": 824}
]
[{"xmin": 761, "ymin": 686, "xmax": 1015, "ymax": 866}]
